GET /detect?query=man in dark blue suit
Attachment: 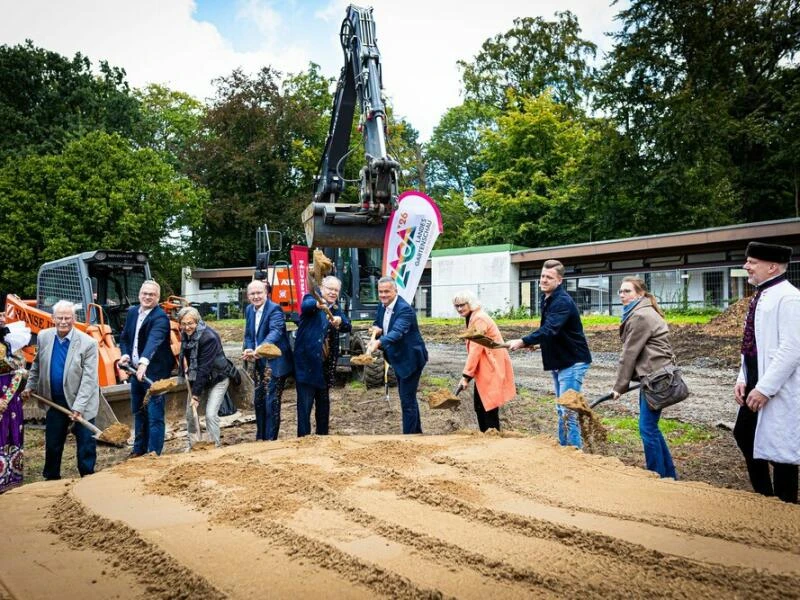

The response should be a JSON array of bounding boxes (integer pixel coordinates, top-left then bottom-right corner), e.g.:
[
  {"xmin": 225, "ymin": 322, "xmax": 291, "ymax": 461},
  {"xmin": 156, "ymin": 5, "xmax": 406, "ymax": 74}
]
[
  {"xmin": 293, "ymin": 276, "xmax": 350, "ymax": 437},
  {"xmin": 242, "ymin": 280, "xmax": 293, "ymax": 440},
  {"xmin": 367, "ymin": 277, "xmax": 428, "ymax": 434},
  {"xmin": 118, "ymin": 280, "xmax": 175, "ymax": 456}
]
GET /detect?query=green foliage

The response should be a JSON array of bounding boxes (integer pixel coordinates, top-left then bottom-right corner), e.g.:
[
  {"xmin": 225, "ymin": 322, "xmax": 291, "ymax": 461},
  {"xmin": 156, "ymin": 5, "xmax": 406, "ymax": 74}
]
[
  {"xmin": 602, "ymin": 416, "xmax": 714, "ymax": 446},
  {"xmin": 463, "ymin": 92, "xmax": 600, "ymax": 246},
  {"xmin": 422, "ymin": 375, "xmax": 450, "ymax": 387},
  {"xmin": 0, "ymin": 40, "xmax": 141, "ymax": 164},
  {"xmin": 0, "ymin": 131, "xmax": 205, "ymax": 295},
  {"xmin": 489, "ymin": 305, "xmax": 532, "ymax": 320},
  {"xmin": 458, "ymin": 12, "xmax": 597, "ymax": 110}
]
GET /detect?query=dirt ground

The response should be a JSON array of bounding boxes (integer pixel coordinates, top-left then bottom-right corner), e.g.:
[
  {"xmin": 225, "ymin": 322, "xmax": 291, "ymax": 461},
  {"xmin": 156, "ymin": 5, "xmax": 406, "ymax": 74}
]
[{"xmin": 3, "ymin": 309, "xmax": 800, "ymax": 599}]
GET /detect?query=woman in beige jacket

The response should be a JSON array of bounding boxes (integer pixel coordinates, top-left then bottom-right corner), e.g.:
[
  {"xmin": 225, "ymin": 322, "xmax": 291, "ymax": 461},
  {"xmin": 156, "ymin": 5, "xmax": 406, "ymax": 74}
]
[
  {"xmin": 454, "ymin": 291, "xmax": 516, "ymax": 431},
  {"xmin": 611, "ymin": 277, "xmax": 676, "ymax": 478}
]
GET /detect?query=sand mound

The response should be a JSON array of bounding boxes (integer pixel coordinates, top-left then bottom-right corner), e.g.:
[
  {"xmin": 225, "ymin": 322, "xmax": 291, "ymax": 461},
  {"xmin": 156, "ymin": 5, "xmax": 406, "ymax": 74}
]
[{"xmin": 2, "ymin": 434, "xmax": 799, "ymax": 598}]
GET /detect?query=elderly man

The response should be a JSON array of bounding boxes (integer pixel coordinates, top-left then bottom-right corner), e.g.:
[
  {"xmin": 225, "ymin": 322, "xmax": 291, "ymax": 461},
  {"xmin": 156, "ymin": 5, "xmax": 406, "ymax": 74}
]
[
  {"xmin": 242, "ymin": 279, "xmax": 293, "ymax": 441},
  {"xmin": 118, "ymin": 280, "xmax": 174, "ymax": 457},
  {"xmin": 22, "ymin": 301, "xmax": 99, "ymax": 479},
  {"xmin": 366, "ymin": 277, "xmax": 428, "ymax": 434},
  {"xmin": 508, "ymin": 259, "xmax": 592, "ymax": 449},
  {"xmin": 734, "ymin": 241, "xmax": 800, "ymax": 503},
  {"xmin": 293, "ymin": 275, "xmax": 351, "ymax": 437}
]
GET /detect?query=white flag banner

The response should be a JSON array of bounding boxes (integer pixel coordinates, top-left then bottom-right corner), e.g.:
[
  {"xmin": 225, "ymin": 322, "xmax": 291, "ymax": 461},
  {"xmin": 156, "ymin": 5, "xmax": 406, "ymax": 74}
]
[{"xmin": 382, "ymin": 190, "xmax": 443, "ymax": 304}]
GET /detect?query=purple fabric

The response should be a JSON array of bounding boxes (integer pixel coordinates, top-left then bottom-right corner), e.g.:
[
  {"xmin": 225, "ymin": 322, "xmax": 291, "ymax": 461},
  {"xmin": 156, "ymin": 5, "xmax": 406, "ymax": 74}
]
[
  {"xmin": 0, "ymin": 371, "xmax": 24, "ymax": 493},
  {"xmin": 740, "ymin": 274, "xmax": 787, "ymax": 358}
]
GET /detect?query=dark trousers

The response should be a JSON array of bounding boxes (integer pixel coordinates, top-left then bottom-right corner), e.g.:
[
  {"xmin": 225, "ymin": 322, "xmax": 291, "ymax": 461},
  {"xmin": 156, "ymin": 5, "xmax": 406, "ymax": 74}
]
[
  {"xmin": 130, "ymin": 378, "xmax": 165, "ymax": 455},
  {"xmin": 474, "ymin": 386, "xmax": 499, "ymax": 432},
  {"xmin": 296, "ymin": 382, "xmax": 330, "ymax": 437},
  {"xmin": 397, "ymin": 367, "xmax": 423, "ymax": 434},
  {"xmin": 43, "ymin": 396, "xmax": 96, "ymax": 480},
  {"xmin": 734, "ymin": 356, "xmax": 798, "ymax": 503},
  {"xmin": 254, "ymin": 373, "xmax": 286, "ymax": 441},
  {"xmin": 734, "ymin": 405, "xmax": 799, "ymax": 503}
]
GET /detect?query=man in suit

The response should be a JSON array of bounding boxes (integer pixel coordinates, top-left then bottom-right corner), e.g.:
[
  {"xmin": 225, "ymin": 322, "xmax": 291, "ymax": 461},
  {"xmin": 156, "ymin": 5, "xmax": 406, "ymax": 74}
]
[
  {"xmin": 22, "ymin": 300, "xmax": 99, "ymax": 479},
  {"xmin": 242, "ymin": 279, "xmax": 293, "ymax": 440},
  {"xmin": 366, "ymin": 277, "xmax": 428, "ymax": 434},
  {"xmin": 292, "ymin": 276, "xmax": 350, "ymax": 437},
  {"xmin": 118, "ymin": 280, "xmax": 174, "ymax": 456}
]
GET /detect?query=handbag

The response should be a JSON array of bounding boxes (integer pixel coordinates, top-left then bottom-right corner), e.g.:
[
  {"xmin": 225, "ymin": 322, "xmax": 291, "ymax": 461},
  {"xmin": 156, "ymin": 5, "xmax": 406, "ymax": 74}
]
[{"xmin": 641, "ymin": 363, "xmax": 690, "ymax": 410}]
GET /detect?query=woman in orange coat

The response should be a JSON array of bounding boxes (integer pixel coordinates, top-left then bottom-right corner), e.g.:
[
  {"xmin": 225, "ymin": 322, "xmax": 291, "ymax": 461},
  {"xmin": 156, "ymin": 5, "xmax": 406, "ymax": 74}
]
[{"xmin": 454, "ymin": 291, "xmax": 516, "ymax": 431}]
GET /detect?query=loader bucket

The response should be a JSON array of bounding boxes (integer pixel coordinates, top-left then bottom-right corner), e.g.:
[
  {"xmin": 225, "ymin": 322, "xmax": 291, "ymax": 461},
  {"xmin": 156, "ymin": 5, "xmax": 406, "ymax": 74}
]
[{"xmin": 302, "ymin": 202, "xmax": 387, "ymax": 248}]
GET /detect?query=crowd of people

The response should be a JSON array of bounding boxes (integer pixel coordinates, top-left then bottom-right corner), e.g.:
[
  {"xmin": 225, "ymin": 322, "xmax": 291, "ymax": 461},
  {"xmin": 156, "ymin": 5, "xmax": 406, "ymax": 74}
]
[{"xmin": 0, "ymin": 241, "xmax": 797, "ymax": 504}]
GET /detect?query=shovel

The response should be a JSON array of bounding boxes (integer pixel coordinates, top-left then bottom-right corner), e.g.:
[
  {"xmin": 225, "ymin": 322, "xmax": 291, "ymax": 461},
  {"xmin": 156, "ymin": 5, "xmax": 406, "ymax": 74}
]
[
  {"xmin": 458, "ymin": 328, "xmax": 510, "ymax": 349},
  {"xmin": 589, "ymin": 383, "xmax": 642, "ymax": 409},
  {"xmin": 121, "ymin": 365, "xmax": 180, "ymax": 404},
  {"xmin": 31, "ymin": 393, "xmax": 130, "ymax": 447}
]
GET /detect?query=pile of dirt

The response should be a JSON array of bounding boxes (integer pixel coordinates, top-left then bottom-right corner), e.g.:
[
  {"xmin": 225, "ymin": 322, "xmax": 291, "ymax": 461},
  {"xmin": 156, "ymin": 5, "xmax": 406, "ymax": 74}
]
[{"xmin": 707, "ymin": 297, "xmax": 751, "ymax": 336}]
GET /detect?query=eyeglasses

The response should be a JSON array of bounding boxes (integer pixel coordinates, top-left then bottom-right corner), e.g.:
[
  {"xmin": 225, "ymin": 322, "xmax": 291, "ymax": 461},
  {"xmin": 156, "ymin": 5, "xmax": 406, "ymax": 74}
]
[
  {"xmin": 454, "ymin": 303, "xmax": 468, "ymax": 309},
  {"xmin": 618, "ymin": 288, "xmax": 635, "ymax": 294},
  {"xmin": 322, "ymin": 286, "xmax": 340, "ymax": 293}
]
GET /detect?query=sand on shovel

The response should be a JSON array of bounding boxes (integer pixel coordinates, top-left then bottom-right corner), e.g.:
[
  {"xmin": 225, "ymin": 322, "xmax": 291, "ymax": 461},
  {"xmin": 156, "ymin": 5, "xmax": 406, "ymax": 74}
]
[
  {"xmin": 143, "ymin": 377, "xmax": 181, "ymax": 405},
  {"xmin": 97, "ymin": 422, "xmax": 131, "ymax": 446},
  {"xmin": 557, "ymin": 389, "xmax": 607, "ymax": 451},
  {"xmin": 350, "ymin": 354, "xmax": 376, "ymax": 366},
  {"xmin": 427, "ymin": 388, "xmax": 461, "ymax": 410},
  {"xmin": 254, "ymin": 343, "xmax": 282, "ymax": 359}
]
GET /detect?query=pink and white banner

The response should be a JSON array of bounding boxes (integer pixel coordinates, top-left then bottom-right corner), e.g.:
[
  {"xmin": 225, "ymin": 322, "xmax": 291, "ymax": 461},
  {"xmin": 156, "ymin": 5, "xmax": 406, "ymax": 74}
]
[
  {"xmin": 382, "ymin": 191, "xmax": 443, "ymax": 304},
  {"xmin": 290, "ymin": 245, "xmax": 310, "ymax": 313}
]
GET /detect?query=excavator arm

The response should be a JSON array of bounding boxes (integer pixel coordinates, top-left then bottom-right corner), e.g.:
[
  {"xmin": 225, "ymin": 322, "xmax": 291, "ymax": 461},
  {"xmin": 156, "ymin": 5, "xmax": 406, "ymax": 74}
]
[{"xmin": 303, "ymin": 4, "xmax": 400, "ymax": 248}]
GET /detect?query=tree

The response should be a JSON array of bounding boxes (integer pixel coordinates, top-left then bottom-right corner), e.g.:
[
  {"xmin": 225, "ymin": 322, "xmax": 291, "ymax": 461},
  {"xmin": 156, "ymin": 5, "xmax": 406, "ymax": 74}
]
[
  {"xmin": 462, "ymin": 92, "xmax": 599, "ymax": 247},
  {"xmin": 596, "ymin": 0, "xmax": 800, "ymax": 226},
  {"xmin": 0, "ymin": 131, "xmax": 205, "ymax": 296},
  {"xmin": 458, "ymin": 12, "xmax": 597, "ymax": 111},
  {"xmin": 0, "ymin": 40, "xmax": 141, "ymax": 164},
  {"xmin": 133, "ymin": 84, "xmax": 205, "ymax": 172},
  {"xmin": 184, "ymin": 65, "xmax": 332, "ymax": 266}
]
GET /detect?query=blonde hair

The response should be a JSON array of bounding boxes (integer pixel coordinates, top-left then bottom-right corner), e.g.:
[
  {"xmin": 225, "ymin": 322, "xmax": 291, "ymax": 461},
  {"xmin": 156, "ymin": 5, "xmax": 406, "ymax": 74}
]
[
  {"xmin": 622, "ymin": 276, "xmax": 664, "ymax": 316},
  {"xmin": 542, "ymin": 259, "xmax": 565, "ymax": 277},
  {"xmin": 452, "ymin": 290, "xmax": 481, "ymax": 311},
  {"xmin": 177, "ymin": 306, "xmax": 201, "ymax": 324}
]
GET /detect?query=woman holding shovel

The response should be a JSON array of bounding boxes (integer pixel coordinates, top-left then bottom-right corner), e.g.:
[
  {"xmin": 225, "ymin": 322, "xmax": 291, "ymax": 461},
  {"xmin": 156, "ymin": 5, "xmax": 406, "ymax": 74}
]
[
  {"xmin": 610, "ymin": 277, "xmax": 676, "ymax": 478},
  {"xmin": 177, "ymin": 307, "xmax": 229, "ymax": 448},
  {"xmin": 454, "ymin": 291, "xmax": 516, "ymax": 432}
]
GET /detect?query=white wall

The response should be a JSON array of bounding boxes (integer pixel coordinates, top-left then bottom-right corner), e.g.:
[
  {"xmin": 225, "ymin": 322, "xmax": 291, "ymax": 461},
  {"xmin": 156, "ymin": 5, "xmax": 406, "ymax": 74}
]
[
  {"xmin": 180, "ymin": 267, "xmax": 240, "ymax": 304},
  {"xmin": 431, "ymin": 251, "xmax": 519, "ymax": 317}
]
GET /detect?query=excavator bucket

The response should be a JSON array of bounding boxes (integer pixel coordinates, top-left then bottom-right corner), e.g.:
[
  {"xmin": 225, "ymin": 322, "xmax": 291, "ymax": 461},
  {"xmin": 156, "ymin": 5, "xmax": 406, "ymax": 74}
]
[{"xmin": 302, "ymin": 202, "xmax": 387, "ymax": 248}]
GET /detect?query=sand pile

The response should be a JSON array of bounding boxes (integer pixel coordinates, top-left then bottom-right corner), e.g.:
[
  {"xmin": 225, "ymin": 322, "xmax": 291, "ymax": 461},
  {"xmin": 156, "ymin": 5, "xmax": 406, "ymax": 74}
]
[{"xmin": 2, "ymin": 434, "xmax": 799, "ymax": 599}]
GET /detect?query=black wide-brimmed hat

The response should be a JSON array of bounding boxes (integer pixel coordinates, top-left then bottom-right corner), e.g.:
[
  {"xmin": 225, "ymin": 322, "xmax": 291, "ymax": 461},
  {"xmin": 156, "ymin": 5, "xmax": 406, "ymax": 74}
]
[{"xmin": 745, "ymin": 241, "xmax": 792, "ymax": 263}]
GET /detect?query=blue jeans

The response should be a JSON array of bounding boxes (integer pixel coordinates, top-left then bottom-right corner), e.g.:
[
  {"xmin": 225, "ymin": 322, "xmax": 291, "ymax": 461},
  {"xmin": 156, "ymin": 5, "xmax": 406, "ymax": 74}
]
[
  {"xmin": 43, "ymin": 396, "xmax": 96, "ymax": 479},
  {"xmin": 551, "ymin": 362, "xmax": 590, "ymax": 448},
  {"xmin": 131, "ymin": 378, "xmax": 165, "ymax": 455},
  {"xmin": 254, "ymin": 374, "xmax": 286, "ymax": 441},
  {"xmin": 639, "ymin": 391, "xmax": 677, "ymax": 478},
  {"xmin": 296, "ymin": 382, "xmax": 330, "ymax": 437},
  {"xmin": 397, "ymin": 367, "xmax": 423, "ymax": 434}
]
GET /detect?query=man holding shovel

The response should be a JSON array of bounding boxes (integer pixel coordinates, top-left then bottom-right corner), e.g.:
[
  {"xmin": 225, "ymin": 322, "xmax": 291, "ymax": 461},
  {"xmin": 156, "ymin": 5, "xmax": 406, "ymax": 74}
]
[
  {"xmin": 22, "ymin": 300, "xmax": 99, "ymax": 479},
  {"xmin": 508, "ymin": 259, "xmax": 592, "ymax": 449},
  {"xmin": 367, "ymin": 277, "xmax": 428, "ymax": 434},
  {"xmin": 118, "ymin": 280, "xmax": 174, "ymax": 457}
]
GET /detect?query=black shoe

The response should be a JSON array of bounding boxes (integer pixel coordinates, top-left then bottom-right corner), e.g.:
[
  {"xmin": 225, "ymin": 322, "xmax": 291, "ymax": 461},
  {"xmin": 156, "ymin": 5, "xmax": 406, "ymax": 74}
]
[{"xmin": 127, "ymin": 452, "xmax": 144, "ymax": 459}]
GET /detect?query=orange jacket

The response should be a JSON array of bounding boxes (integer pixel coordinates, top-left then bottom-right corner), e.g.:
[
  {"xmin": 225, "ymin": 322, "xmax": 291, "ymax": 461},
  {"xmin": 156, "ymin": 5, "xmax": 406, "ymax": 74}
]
[{"xmin": 462, "ymin": 309, "xmax": 516, "ymax": 410}]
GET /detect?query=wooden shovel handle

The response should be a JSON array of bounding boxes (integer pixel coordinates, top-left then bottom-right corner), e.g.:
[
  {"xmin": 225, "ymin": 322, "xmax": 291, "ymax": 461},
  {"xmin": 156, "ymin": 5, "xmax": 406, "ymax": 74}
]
[{"xmin": 30, "ymin": 393, "xmax": 103, "ymax": 437}]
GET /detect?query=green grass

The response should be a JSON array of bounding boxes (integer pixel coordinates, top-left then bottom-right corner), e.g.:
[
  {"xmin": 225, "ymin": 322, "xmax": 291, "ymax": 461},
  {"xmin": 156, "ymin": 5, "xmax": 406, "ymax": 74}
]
[
  {"xmin": 422, "ymin": 375, "xmax": 451, "ymax": 387},
  {"xmin": 418, "ymin": 313, "xmax": 713, "ymax": 328},
  {"xmin": 348, "ymin": 380, "xmax": 366, "ymax": 390},
  {"xmin": 601, "ymin": 416, "xmax": 714, "ymax": 446}
]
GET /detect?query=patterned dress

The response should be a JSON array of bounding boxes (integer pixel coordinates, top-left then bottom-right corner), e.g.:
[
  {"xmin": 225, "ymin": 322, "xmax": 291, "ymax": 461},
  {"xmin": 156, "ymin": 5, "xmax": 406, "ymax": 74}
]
[{"xmin": 0, "ymin": 368, "xmax": 25, "ymax": 493}]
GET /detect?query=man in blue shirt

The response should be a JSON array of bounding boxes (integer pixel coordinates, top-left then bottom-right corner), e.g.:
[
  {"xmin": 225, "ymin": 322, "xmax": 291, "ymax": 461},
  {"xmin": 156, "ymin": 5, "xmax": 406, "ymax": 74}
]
[
  {"xmin": 22, "ymin": 300, "xmax": 99, "ymax": 479},
  {"xmin": 508, "ymin": 259, "xmax": 592, "ymax": 448}
]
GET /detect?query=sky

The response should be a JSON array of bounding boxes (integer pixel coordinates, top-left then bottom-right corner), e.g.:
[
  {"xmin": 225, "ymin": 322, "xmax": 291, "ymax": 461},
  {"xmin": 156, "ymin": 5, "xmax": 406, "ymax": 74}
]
[{"xmin": 0, "ymin": 0, "xmax": 623, "ymax": 140}]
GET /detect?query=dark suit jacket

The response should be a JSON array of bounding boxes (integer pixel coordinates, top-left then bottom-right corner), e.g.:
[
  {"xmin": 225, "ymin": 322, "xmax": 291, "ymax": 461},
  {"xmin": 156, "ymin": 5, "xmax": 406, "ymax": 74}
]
[
  {"xmin": 373, "ymin": 296, "xmax": 428, "ymax": 379},
  {"xmin": 244, "ymin": 300, "xmax": 293, "ymax": 378},
  {"xmin": 119, "ymin": 305, "xmax": 174, "ymax": 380},
  {"xmin": 293, "ymin": 293, "xmax": 351, "ymax": 388},
  {"xmin": 179, "ymin": 326, "xmax": 227, "ymax": 397}
]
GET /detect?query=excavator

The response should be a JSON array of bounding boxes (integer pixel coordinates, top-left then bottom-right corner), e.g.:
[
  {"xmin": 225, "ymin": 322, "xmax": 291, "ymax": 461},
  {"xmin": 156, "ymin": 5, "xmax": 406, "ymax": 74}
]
[{"xmin": 261, "ymin": 4, "xmax": 404, "ymax": 386}]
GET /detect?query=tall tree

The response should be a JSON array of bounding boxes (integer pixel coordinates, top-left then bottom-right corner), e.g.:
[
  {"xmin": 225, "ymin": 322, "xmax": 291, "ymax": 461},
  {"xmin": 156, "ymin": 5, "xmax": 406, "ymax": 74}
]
[
  {"xmin": 0, "ymin": 131, "xmax": 205, "ymax": 295},
  {"xmin": 458, "ymin": 12, "xmax": 597, "ymax": 111},
  {"xmin": 184, "ymin": 65, "xmax": 332, "ymax": 266},
  {"xmin": 0, "ymin": 40, "xmax": 141, "ymax": 164},
  {"xmin": 463, "ymin": 92, "xmax": 599, "ymax": 247},
  {"xmin": 597, "ymin": 0, "xmax": 800, "ymax": 226}
]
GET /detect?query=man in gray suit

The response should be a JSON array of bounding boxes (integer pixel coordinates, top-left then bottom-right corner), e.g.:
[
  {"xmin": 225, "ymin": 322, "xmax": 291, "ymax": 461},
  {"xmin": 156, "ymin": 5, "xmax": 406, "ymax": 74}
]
[{"xmin": 22, "ymin": 300, "xmax": 99, "ymax": 479}]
